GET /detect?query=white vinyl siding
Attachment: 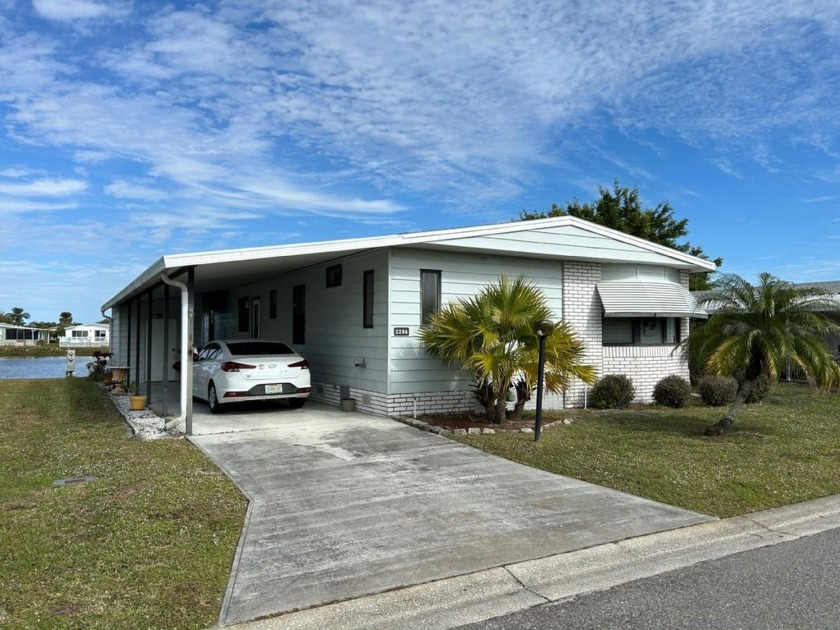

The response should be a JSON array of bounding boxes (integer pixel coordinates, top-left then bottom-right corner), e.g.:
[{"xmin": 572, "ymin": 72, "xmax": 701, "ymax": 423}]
[
  {"xmin": 220, "ymin": 250, "xmax": 390, "ymax": 394},
  {"xmin": 425, "ymin": 225, "xmax": 691, "ymax": 267},
  {"xmin": 387, "ymin": 247, "xmax": 563, "ymax": 396}
]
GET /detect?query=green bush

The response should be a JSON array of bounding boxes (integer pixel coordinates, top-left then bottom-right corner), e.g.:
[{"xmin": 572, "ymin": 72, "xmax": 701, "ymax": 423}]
[
  {"xmin": 653, "ymin": 374, "xmax": 692, "ymax": 408},
  {"xmin": 744, "ymin": 374, "xmax": 771, "ymax": 403},
  {"xmin": 591, "ymin": 374, "xmax": 635, "ymax": 409},
  {"xmin": 698, "ymin": 376, "xmax": 739, "ymax": 406}
]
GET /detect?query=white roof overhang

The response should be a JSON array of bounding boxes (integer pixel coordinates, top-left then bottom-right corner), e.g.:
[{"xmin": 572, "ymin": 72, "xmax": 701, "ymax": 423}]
[
  {"xmin": 101, "ymin": 216, "xmax": 718, "ymax": 312},
  {"xmin": 597, "ymin": 281, "xmax": 708, "ymax": 319}
]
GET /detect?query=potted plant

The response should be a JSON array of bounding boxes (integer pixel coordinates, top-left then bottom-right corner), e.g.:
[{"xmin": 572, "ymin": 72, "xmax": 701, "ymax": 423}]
[{"xmin": 125, "ymin": 382, "xmax": 147, "ymax": 411}]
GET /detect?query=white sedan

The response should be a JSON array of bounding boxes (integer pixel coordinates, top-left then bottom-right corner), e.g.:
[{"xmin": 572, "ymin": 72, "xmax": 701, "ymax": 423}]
[{"xmin": 192, "ymin": 340, "xmax": 311, "ymax": 413}]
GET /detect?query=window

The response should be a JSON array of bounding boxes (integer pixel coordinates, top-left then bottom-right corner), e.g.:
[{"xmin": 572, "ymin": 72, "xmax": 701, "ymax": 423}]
[
  {"xmin": 420, "ymin": 270, "xmax": 441, "ymax": 324},
  {"xmin": 363, "ymin": 270, "xmax": 374, "ymax": 328},
  {"xmin": 95, "ymin": 330, "xmax": 107, "ymax": 339},
  {"xmin": 326, "ymin": 264, "xmax": 342, "ymax": 288},
  {"xmin": 602, "ymin": 317, "xmax": 681, "ymax": 346},
  {"xmin": 238, "ymin": 297, "xmax": 249, "ymax": 333},
  {"xmin": 269, "ymin": 289, "xmax": 277, "ymax": 319},
  {"xmin": 72, "ymin": 330, "xmax": 88, "ymax": 338}
]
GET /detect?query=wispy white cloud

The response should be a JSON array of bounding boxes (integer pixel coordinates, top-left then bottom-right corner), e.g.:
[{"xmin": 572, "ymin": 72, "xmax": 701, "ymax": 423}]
[
  {"xmin": 0, "ymin": 199, "xmax": 76, "ymax": 213},
  {"xmin": 0, "ymin": 178, "xmax": 87, "ymax": 197},
  {"xmin": 32, "ymin": 0, "xmax": 126, "ymax": 22}
]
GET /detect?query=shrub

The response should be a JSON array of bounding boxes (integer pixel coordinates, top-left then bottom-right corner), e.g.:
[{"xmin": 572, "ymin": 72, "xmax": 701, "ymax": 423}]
[
  {"xmin": 590, "ymin": 374, "xmax": 635, "ymax": 409},
  {"xmin": 653, "ymin": 374, "xmax": 692, "ymax": 408},
  {"xmin": 698, "ymin": 376, "xmax": 738, "ymax": 406},
  {"xmin": 744, "ymin": 374, "xmax": 771, "ymax": 404}
]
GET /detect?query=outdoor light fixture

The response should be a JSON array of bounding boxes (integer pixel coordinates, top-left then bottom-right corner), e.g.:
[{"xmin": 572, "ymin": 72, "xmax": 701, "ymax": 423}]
[{"xmin": 534, "ymin": 320, "xmax": 555, "ymax": 441}]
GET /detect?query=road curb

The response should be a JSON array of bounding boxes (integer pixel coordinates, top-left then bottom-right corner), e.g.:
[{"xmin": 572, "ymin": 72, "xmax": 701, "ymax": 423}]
[{"xmin": 223, "ymin": 494, "xmax": 840, "ymax": 630}]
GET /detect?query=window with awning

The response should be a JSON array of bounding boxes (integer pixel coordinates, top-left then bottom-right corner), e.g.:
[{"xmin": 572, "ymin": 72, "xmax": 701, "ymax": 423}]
[{"xmin": 596, "ymin": 281, "xmax": 707, "ymax": 319}]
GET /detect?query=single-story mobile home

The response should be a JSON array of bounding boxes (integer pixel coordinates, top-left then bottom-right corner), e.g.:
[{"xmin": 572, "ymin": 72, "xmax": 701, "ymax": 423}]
[
  {"xmin": 0, "ymin": 323, "xmax": 50, "ymax": 346},
  {"xmin": 59, "ymin": 323, "xmax": 110, "ymax": 347},
  {"xmin": 101, "ymin": 216, "xmax": 714, "ymax": 432}
]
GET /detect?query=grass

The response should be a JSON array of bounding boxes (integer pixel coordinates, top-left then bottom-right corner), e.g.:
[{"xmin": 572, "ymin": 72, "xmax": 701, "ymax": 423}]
[
  {"xmin": 456, "ymin": 382, "xmax": 840, "ymax": 518},
  {"xmin": 0, "ymin": 379, "xmax": 247, "ymax": 629}
]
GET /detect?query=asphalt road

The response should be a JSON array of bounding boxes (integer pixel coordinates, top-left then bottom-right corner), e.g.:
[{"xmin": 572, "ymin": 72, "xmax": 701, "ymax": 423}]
[{"xmin": 457, "ymin": 528, "xmax": 840, "ymax": 630}]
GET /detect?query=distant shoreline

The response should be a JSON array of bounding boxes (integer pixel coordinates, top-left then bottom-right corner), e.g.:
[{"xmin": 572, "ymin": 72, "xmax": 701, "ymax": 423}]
[{"xmin": 0, "ymin": 346, "xmax": 109, "ymax": 358}]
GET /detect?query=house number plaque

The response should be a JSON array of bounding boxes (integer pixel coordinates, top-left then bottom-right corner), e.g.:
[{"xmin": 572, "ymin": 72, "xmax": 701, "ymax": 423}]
[{"xmin": 393, "ymin": 327, "xmax": 410, "ymax": 336}]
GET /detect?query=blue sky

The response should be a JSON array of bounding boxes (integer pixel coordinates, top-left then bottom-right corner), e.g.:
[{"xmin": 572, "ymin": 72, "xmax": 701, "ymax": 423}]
[{"xmin": 2, "ymin": 0, "xmax": 839, "ymax": 324}]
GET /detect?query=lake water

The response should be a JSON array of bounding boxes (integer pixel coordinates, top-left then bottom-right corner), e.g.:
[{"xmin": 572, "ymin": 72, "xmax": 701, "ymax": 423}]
[{"xmin": 0, "ymin": 356, "xmax": 92, "ymax": 380}]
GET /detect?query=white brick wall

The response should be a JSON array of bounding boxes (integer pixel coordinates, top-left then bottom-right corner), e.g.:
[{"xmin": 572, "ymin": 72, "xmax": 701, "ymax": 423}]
[
  {"xmin": 603, "ymin": 345, "xmax": 688, "ymax": 403},
  {"xmin": 562, "ymin": 261, "xmax": 603, "ymax": 407}
]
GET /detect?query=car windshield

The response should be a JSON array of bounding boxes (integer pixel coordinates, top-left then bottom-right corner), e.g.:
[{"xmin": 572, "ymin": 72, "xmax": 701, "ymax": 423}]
[{"xmin": 226, "ymin": 341, "xmax": 295, "ymax": 356}]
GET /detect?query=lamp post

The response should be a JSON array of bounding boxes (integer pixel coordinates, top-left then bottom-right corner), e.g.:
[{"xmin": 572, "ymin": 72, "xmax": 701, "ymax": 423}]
[{"xmin": 533, "ymin": 320, "xmax": 555, "ymax": 441}]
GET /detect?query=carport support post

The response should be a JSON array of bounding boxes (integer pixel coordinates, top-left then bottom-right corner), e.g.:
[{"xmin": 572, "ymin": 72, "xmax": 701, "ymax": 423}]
[
  {"xmin": 185, "ymin": 268, "xmax": 194, "ymax": 435},
  {"xmin": 161, "ymin": 283, "xmax": 170, "ymax": 418}
]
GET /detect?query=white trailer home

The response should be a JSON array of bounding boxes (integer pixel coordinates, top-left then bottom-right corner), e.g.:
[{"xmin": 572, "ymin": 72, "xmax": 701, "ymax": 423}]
[{"xmin": 101, "ymin": 216, "xmax": 713, "ymax": 433}]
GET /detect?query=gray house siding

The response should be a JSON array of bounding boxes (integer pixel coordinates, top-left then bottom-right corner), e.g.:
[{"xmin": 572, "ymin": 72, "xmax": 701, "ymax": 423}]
[
  {"xmin": 385, "ymin": 247, "xmax": 564, "ymax": 416},
  {"xmin": 202, "ymin": 249, "xmax": 390, "ymax": 413}
]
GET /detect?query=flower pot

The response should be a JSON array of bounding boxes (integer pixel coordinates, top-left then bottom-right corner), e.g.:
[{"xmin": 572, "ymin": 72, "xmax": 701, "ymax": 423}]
[
  {"xmin": 129, "ymin": 395, "xmax": 147, "ymax": 411},
  {"xmin": 111, "ymin": 367, "xmax": 129, "ymax": 382}
]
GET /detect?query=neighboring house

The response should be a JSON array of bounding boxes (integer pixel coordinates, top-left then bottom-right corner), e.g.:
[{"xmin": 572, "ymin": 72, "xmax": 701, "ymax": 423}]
[
  {"xmin": 694, "ymin": 280, "xmax": 840, "ymax": 355},
  {"xmin": 795, "ymin": 281, "xmax": 840, "ymax": 355},
  {"xmin": 0, "ymin": 323, "xmax": 50, "ymax": 345},
  {"xmin": 102, "ymin": 216, "xmax": 714, "ymax": 429},
  {"xmin": 59, "ymin": 323, "xmax": 111, "ymax": 348}
]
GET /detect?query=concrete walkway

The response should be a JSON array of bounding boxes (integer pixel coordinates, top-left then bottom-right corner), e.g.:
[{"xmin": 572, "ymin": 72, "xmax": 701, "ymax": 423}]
[{"xmin": 189, "ymin": 403, "xmax": 712, "ymax": 626}]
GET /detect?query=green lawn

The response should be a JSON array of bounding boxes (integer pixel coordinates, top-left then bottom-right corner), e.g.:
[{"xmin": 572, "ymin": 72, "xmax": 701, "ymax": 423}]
[
  {"xmin": 457, "ymin": 382, "xmax": 840, "ymax": 518},
  {"xmin": 0, "ymin": 379, "xmax": 246, "ymax": 629}
]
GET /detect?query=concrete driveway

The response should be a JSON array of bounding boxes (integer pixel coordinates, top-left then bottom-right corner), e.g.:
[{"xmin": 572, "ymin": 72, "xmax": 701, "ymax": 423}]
[{"xmin": 189, "ymin": 402, "xmax": 713, "ymax": 626}]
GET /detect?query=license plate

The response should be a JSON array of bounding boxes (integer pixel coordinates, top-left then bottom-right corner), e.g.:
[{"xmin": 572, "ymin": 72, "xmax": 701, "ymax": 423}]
[{"xmin": 265, "ymin": 384, "xmax": 284, "ymax": 394}]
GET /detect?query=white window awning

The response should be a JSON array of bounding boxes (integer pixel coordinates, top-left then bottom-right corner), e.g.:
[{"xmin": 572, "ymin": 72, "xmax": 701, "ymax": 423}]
[{"xmin": 596, "ymin": 281, "xmax": 708, "ymax": 319}]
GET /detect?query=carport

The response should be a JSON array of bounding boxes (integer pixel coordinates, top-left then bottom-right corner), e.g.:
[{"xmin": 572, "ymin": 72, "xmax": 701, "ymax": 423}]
[
  {"xmin": 100, "ymin": 239, "xmax": 377, "ymax": 434},
  {"xmin": 189, "ymin": 407, "xmax": 713, "ymax": 625}
]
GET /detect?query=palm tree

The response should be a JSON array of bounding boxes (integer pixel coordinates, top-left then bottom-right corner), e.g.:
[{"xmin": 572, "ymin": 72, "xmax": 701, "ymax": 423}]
[
  {"xmin": 689, "ymin": 273, "xmax": 840, "ymax": 435},
  {"xmin": 419, "ymin": 275, "xmax": 595, "ymax": 423},
  {"xmin": 5, "ymin": 307, "xmax": 30, "ymax": 326}
]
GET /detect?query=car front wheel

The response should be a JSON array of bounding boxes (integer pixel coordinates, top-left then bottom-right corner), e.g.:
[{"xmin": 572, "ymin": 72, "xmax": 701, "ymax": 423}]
[{"xmin": 208, "ymin": 382, "xmax": 222, "ymax": 414}]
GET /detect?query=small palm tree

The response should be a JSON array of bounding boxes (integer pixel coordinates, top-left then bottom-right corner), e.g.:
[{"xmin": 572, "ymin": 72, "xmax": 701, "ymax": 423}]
[
  {"xmin": 689, "ymin": 273, "xmax": 840, "ymax": 435},
  {"xmin": 419, "ymin": 275, "xmax": 595, "ymax": 423},
  {"xmin": 5, "ymin": 307, "xmax": 30, "ymax": 326}
]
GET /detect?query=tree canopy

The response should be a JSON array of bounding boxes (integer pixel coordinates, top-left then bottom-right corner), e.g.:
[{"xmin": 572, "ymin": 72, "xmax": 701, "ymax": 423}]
[
  {"xmin": 3, "ymin": 307, "xmax": 30, "ymax": 326},
  {"xmin": 520, "ymin": 181, "xmax": 722, "ymax": 290}
]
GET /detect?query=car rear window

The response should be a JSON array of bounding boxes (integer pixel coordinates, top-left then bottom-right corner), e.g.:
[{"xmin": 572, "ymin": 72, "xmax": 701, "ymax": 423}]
[{"xmin": 227, "ymin": 341, "xmax": 294, "ymax": 356}]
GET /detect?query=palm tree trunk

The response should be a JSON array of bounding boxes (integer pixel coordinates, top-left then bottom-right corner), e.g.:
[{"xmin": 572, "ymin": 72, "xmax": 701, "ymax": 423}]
[
  {"xmin": 474, "ymin": 379, "xmax": 496, "ymax": 422},
  {"xmin": 509, "ymin": 380, "xmax": 530, "ymax": 422},
  {"xmin": 704, "ymin": 380, "xmax": 754, "ymax": 436}
]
